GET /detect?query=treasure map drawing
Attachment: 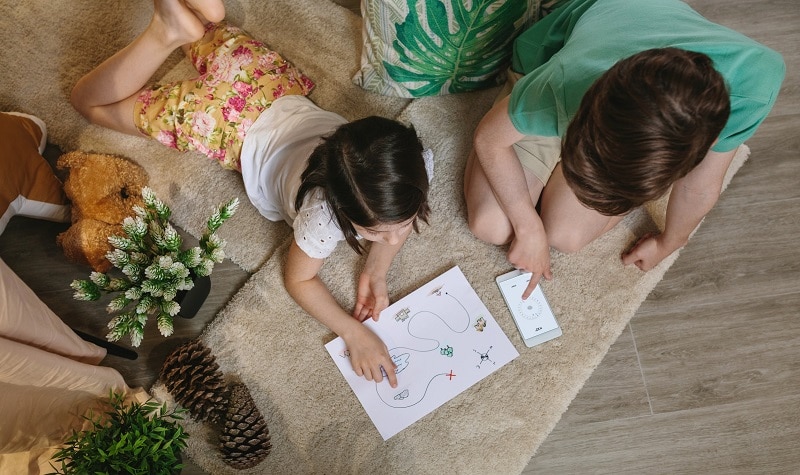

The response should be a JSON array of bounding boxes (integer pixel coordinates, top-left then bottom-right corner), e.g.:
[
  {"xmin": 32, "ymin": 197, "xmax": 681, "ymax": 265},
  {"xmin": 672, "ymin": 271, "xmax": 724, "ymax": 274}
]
[{"xmin": 325, "ymin": 266, "xmax": 519, "ymax": 440}]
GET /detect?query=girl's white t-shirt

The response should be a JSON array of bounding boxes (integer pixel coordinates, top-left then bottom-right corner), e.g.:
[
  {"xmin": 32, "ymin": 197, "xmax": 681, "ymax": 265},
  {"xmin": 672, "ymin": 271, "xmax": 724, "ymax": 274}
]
[
  {"xmin": 239, "ymin": 95, "xmax": 434, "ymax": 260},
  {"xmin": 239, "ymin": 95, "xmax": 347, "ymax": 259}
]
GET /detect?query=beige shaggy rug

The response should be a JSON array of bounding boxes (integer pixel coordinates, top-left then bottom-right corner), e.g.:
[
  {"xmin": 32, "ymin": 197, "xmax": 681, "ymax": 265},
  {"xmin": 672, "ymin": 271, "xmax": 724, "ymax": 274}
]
[{"xmin": 1, "ymin": 0, "xmax": 748, "ymax": 473}]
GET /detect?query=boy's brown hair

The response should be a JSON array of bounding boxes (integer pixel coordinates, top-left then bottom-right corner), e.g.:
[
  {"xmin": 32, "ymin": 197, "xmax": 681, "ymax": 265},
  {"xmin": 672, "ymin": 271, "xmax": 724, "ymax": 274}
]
[{"xmin": 561, "ymin": 48, "xmax": 730, "ymax": 216}]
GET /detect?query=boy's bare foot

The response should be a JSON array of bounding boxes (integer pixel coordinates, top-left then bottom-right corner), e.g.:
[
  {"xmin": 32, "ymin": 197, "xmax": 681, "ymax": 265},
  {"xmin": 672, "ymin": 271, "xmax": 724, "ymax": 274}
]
[{"xmin": 151, "ymin": 0, "xmax": 225, "ymax": 49}]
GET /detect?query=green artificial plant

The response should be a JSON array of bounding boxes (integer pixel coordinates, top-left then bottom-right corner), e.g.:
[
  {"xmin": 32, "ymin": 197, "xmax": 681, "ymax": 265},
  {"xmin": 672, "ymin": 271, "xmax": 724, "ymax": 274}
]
[
  {"xmin": 49, "ymin": 391, "xmax": 189, "ymax": 475},
  {"xmin": 70, "ymin": 186, "xmax": 238, "ymax": 347}
]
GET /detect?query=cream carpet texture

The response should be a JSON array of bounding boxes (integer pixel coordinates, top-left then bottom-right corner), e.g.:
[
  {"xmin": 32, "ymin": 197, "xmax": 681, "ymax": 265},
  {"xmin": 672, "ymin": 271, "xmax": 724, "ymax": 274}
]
[{"xmin": 1, "ymin": 0, "xmax": 748, "ymax": 473}]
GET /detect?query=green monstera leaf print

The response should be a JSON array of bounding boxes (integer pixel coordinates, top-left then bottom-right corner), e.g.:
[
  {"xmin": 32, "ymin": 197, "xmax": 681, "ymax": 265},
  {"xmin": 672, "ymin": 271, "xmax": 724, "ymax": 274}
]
[{"xmin": 384, "ymin": 0, "xmax": 528, "ymax": 96}]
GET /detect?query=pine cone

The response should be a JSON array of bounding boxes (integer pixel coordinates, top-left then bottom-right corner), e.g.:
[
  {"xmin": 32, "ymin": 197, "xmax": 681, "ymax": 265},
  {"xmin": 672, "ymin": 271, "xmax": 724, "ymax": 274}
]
[
  {"xmin": 219, "ymin": 383, "xmax": 272, "ymax": 469},
  {"xmin": 160, "ymin": 339, "xmax": 229, "ymax": 422}
]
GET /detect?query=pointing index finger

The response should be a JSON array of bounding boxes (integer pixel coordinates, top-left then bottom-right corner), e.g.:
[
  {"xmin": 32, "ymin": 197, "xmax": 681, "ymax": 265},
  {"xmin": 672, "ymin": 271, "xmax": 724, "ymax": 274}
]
[
  {"xmin": 382, "ymin": 360, "xmax": 398, "ymax": 388},
  {"xmin": 522, "ymin": 273, "xmax": 540, "ymax": 300}
]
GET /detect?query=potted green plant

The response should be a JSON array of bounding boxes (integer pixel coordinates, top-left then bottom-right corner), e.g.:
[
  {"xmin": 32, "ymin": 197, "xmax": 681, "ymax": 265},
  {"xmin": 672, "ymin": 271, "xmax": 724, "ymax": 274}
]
[
  {"xmin": 48, "ymin": 391, "xmax": 189, "ymax": 475},
  {"xmin": 70, "ymin": 186, "xmax": 238, "ymax": 347}
]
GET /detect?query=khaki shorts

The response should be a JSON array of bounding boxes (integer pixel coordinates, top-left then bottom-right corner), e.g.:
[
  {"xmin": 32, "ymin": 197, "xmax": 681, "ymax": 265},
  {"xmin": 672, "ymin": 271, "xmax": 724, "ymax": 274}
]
[{"xmin": 497, "ymin": 69, "xmax": 561, "ymax": 186}]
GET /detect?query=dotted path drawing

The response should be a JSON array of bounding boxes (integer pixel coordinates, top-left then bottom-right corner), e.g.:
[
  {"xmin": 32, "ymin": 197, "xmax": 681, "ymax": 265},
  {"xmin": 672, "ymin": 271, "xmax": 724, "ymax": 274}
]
[
  {"xmin": 326, "ymin": 266, "xmax": 520, "ymax": 440},
  {"xmin": 375, "ymin": 290, "xmax": 486, "ymax": 408}
]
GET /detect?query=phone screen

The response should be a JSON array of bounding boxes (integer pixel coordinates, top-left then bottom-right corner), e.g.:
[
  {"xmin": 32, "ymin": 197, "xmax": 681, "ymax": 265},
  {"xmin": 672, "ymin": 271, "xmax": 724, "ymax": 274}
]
[{"xmin": 496, "ymin": 272, "xmax": 559, "ymax": 339}]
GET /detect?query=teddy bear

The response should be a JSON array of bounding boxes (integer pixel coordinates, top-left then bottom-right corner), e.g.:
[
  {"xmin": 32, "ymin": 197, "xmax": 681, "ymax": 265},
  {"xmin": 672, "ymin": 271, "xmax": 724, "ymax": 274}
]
[{"xmin": 56, "ymin": 151, "xmax": 149, "ymax": 272}]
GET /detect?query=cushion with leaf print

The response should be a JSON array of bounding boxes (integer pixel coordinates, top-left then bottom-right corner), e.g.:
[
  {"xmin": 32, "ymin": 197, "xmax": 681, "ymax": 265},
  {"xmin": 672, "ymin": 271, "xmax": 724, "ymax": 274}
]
[{"xmin": 353, "ymin": 0, "xmax": 543, "ymax": 98}]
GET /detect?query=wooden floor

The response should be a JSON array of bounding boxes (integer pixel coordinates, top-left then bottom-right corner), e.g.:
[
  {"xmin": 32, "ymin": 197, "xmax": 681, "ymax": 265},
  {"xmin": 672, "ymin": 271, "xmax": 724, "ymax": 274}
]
[{"xmin": 1, "ymin": 0, "xmax": 797, "ymax": 473}]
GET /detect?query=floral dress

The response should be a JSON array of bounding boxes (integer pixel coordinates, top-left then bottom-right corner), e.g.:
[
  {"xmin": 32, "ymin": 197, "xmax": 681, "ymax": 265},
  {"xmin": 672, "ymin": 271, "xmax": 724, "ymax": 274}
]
[{"xmin": 134, "ymin": 22, "xmax": 315, "ymax": 171}]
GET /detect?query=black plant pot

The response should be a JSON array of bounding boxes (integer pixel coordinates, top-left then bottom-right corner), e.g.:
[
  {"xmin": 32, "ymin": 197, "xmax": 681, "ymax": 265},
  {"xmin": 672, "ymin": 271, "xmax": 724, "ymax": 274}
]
[{"xmin": 176, "ymin": 274, "xmax": 211, "ymax": 319}]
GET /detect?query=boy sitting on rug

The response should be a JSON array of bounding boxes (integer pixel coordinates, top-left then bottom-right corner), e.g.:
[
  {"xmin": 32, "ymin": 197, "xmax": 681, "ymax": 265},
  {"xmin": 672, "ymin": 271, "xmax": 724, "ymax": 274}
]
[
  {"xmin": 464, "ymin": 0, "xmax": 784, "ymax": 298},
  {"xmin": 70, "ymin": 0, "xmax": 435, "ymax": 388}
]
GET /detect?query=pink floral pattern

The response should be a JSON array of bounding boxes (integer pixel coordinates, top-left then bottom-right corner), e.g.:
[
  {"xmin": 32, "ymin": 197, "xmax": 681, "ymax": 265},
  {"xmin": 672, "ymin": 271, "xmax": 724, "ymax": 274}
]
[{"xmin": 134, "ymin": 22, "xmax": 315, "ymax": 171}]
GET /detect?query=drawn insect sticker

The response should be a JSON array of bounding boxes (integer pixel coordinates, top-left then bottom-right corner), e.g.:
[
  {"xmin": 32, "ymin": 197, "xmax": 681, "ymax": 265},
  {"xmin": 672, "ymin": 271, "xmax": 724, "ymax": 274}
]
[
  {"xmin": 474, "ymin": 346, "xmax": 495, "ymax": 369},
  {"xmin": 394, "ymin": 307, "xmax": 410, "ymax": 322}
]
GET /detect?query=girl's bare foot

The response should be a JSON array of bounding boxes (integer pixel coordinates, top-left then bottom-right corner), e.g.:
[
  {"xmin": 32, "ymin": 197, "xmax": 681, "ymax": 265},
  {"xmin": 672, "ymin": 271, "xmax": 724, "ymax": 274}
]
[
  {"xmin": 185, "ymin": 0, "xmax": 225, "ymax": 23},
  {"xmin": 151, "ymin": 0, "xmax": 225, "ymax": 49}
]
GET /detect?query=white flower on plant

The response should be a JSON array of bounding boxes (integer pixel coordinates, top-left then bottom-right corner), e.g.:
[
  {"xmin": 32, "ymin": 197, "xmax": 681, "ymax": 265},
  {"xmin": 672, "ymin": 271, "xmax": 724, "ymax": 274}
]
[
  {"xmin": 144, "ymin": 264, "xmax": 165, "ymax": 281},
  {"xmin": 107, "ymin": 249, "xmax": 129, "ymax": 267},
  {"xmin": 162, "ymin": 288, "xmax": 178, "ymax": 301},
  {"xmin": 136, "ymin": 299, "xmax": 155, "ymax": 315},
  {"xmin": 142, "ymin": 187, "xmax": 157, "ymax": 204},
  {"xmin": 107, "ymin": 296, "xmax": 129, "ymax": 312},
  {"xmin": 130, "ymin": 252, "xmax": 149, "ymax": 265},
  {"xmin": 72, "ymin": 289, "xmax": 93, "ymax": 301},
  {"xmin": 158, "ymin": 314, "xmax": 175, "ymax": 337},
  {"xmin": 72, "ymin": 187, "xmax": 237, "ymax": 348},
  {"xmin": 170, "ymin": 261, "xmax": 189, "ymax": 278},
  {"xmin": 142, "ymin": 280, "xmax": 167, "ymax": 298},
  {"xmin": 206, "ymin": 233, "xmax": 222, "ymax": 248},
  {"xmin": 122, "ymin": 263, "xmax": 140, "ymax": 278},
  {"xmin": 176, "ymin": 277, "xmax": 194, "ymax": 291},
  {"xmin": 130, "ymin": 330, "xmax": 143, "ymax": 348},
  {"xmin": 163, "ymin": 223, "xmax": 179, "ymax": 241},
  {"xmin": 162, "ymin": 300, "xmax": 180, "ymax": 317},
  {"xmin": 148, "ymin": 220, "xmax": 164, "ymax": 238},
  {"xmin": 108, "ymin": 278, "xmax": 127, "ymax": 291},
  {"xmin": 125, "ymin": 287, "xmax": 143, "ymax": 300},
  {"xmin": 90, "ymin": 272, "xmax": 110, "ymax": 286},
  {"xmin": 157, "ymin": 255, "xmax": 174, "ymax": 269},
  {"xmin": 108, "ymin": 235, "xmax": 134, "ymax": 251},
  {"xmin": 183, "ymin": 247, "xmax": 202, "ymax": 267},
  {"xmin": 123, "ymin": 216, "xmax": 147, "ymax": 237},
  {"xmin": 210, "ymin": 248, "xmax": 225, "ymax": 263},
  {"xmin": 195, "ymin": 259, "xmax": 214, "ymax": 276}
]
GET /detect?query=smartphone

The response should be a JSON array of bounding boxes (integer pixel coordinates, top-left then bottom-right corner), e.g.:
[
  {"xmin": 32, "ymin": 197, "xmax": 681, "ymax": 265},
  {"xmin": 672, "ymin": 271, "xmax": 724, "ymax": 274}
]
[{"xmin": 495, "ymin": 269, "xmax": 562, "ymax": 347}]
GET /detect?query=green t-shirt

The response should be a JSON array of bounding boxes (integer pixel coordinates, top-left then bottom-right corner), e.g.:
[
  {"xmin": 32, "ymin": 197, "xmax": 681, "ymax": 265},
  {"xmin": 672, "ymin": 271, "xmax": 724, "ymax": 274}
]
[{"xmin": 508, "ymin": 0, "xmax": 785, "ymax": 152}]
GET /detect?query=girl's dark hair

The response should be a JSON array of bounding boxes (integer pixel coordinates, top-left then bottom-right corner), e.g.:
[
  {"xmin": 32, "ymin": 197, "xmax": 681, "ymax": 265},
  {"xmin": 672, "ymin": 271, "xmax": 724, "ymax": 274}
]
[
  {"xmin": 295, "ymin": 116, "xmax": 430, "ymax": 254},
  {"xmin": 561, "ymin": 48, "xmax": 731, "ymax": 216}
]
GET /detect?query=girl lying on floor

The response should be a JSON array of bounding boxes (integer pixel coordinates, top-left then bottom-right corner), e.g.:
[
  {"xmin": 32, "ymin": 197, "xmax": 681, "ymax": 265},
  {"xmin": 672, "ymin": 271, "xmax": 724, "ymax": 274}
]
[{"xmin": 71, "ymin": 0, "xmax": 435, "ymax": 388}]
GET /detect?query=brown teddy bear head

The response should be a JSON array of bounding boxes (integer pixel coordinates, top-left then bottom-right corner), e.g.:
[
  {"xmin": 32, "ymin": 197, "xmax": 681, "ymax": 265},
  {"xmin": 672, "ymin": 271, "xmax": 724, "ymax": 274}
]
[{"xmin": 56, "ymin": 151, "xmax": 149, "ymax": 272}]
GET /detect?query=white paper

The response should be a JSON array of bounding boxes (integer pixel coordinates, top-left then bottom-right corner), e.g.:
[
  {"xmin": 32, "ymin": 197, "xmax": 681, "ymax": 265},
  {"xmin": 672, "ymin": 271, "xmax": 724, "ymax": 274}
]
[{"xmin": 325, "ymin": 266, "xmax": 519, "ymax": 440}]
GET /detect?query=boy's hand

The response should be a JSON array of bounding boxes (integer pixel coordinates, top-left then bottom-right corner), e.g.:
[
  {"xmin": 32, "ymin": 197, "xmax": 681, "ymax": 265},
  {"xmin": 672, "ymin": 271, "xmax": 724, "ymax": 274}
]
[
  {"xmin": 344, "ymin": 326, "xmax": 398, "ymax": 388},
  {"xmin": 354, "ymin": 272, "xmax": 389, "ymax": 322},
  {"xmin": 507, "ymin": 233, "xmax": 552, "ymax": 299},
  {"xmin": 624, "ymin": 148, "xmax": 734, "ymax": 271},
  {"xmin": 622, "ymin": 233, "xmax": 677, "ymax": 271}
]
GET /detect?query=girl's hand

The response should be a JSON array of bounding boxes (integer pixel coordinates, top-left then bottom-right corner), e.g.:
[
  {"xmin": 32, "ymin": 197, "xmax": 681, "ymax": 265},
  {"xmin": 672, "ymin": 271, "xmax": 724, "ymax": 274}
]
[
  {"xmin": 353, "ymin": 272, "xmax": 389, "ymax": 322},
  {"xmin": 344, "ymin": 326, "xmax": 398, "ymax": 388}
]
